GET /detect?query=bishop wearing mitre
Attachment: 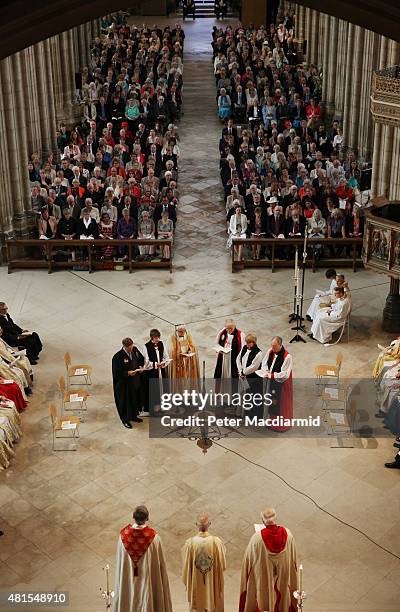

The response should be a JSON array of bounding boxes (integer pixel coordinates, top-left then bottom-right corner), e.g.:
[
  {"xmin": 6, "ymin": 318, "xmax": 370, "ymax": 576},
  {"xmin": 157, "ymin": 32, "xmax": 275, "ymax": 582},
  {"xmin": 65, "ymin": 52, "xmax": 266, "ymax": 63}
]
[
  {"xmin": 239, "ymin": 507, "xmax": 298, "ymax": 612},
  {"xmin": 170, "ymin": 324, "xmax": 200, "ymax": 391},
  {"xmin": 182, "ymin": 513, "xmax": 226, "ymax": 612},
  {"xmin": 113, "ymin": 505, "xmax": 173, "ymax": 612}
]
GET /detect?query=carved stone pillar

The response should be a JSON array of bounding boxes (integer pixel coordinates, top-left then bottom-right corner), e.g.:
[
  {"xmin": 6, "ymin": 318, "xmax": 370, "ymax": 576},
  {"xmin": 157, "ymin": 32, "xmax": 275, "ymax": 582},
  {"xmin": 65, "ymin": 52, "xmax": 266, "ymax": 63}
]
[
  {"xmin": 323, "ymin": 16, "xmax": 339, "ymax": 117},
  {"xmin": 383, "ymin": 278, "xmax": 400, "ymax": 333},
  {"xmin": 343, "ymin": 26, "xmax": 365, "ymax": 151}
]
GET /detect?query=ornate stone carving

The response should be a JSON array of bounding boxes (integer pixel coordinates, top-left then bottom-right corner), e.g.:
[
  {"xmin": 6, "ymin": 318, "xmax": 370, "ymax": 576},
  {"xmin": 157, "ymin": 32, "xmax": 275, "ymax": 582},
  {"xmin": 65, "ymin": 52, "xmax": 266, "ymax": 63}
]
[{"xmin": 371, "ymin": 66, "xmax": 400, "ymax": 126}]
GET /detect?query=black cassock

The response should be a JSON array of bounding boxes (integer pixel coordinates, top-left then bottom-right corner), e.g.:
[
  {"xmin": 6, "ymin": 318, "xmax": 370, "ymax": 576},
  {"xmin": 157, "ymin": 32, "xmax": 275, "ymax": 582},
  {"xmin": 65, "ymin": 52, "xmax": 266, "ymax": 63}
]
[
  {"xmin": 112, "ymin": 347, "xmax": 144, "ymax": 423},
  {"xmin": 0, "ymin": 313, "xmax": 42, "ymax": 363}
]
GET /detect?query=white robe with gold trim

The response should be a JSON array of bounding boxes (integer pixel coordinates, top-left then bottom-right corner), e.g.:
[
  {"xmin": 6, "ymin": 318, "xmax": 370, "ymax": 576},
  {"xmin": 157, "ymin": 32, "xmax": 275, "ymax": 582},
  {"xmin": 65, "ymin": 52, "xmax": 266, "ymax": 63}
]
[{"xmin": 182, "ymin": 532, "xmax": 226, "ymax": 612}]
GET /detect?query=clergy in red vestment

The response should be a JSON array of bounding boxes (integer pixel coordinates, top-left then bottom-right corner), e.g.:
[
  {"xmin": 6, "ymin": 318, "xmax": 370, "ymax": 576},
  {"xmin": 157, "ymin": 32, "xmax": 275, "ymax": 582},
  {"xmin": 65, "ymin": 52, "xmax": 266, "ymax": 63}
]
[
  {"xmin": 239, "ymin": 507, "xmax": 298, "ymax": 612},
  {"xmin": 0, "ymin": 381, "xmax": 27, "ymax": 412},
  {"xmin": 113, "ymin": 505, "xmax": 172, "ymax": 612},
  {"xmin": 260, "ymin": 336, "xmax": 293, "ymax": 431}
]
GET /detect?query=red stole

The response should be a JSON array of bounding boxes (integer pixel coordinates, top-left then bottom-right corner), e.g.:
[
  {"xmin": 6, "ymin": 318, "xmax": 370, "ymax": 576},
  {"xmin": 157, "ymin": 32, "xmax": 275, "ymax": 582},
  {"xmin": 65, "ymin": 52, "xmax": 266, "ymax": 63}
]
[
  {"xmin": 120, "ymin": 524, "xmax": 156, "ymax": 576},
  {"xmin": 261, "ymin": 525, "xmax": 288, "ymax": 553}
]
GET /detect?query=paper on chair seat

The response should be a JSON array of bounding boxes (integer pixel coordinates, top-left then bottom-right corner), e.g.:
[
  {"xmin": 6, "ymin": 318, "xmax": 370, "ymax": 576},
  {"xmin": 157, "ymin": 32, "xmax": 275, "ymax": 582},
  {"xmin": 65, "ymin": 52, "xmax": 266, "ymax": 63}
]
[
  {"xmin": 75, "ymin": 368, "xmax": 88, "ymax": 375},
  {"xmin": 69, "ymin": 393, "xmax": 84, "ymax": 402},
  {"xmin": 214, "ymin": 345, "xmax": 231, "ymax": 354},
  {"xmin": 326, "ymin": 370, "xmax": 336, "ymax": 376},
  {"xmin": 325, "ymin": 387, "xmax": 339, "ymax": 398},
  {"xmin": 330, "ymin": 412, "xmax": 345, "ymax": 424},
  {"xmin": 61, "ymin": 421, "xmax": 77, "ymax": 430}
]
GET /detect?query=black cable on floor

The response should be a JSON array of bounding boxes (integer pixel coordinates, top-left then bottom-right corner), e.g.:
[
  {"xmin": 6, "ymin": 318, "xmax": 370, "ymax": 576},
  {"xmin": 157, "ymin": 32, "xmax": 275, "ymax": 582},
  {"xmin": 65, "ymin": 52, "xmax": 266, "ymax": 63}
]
[
  {"xmin": 214, "ymin": 440, "xmax": 400, "ymax": 562},
  {"xmin": 69, "ymin": 272, "xmax": 176, "ymax": 327}
]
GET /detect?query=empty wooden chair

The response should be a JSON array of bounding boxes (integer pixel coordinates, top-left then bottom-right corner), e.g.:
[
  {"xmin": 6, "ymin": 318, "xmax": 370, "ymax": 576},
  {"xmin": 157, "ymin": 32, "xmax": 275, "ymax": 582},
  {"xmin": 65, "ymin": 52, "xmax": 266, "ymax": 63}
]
[
  {"xmin": 315, "ymin": 352, "xmax": 343, "ymax": 389},
  {"xmin": 49, "ymin": 402, "xmax": 80, "ymax": 451},
  {"xmin": 58, "ymin": 376, "xmax": 89, "ymax": 420},
  {"xmin": 64, "ymin": 352, "xmax": 92, "ymax": 388},
  {"xmin": 327, "ymin": 400, "xmax": 357, "ymax": 436}
]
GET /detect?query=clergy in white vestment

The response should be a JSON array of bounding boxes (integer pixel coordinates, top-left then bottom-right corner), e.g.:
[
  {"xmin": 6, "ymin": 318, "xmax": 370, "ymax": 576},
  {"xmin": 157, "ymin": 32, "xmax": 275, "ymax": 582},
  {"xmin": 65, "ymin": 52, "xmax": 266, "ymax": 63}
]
[
  {"xmin": 307, "ymin": 270, "xmax": 350, "ymax": 321},
  {"xmin": 310, "ymin": 286, "xmax": 351, "ymax": 344},
  {"xmin": 113, "ymin": 505, "xmax": 173, "ymax": 612},
  {"xmin": 182, "ymin": 513, "xmax": 226, "ymax": 612},
  {"xmin": 214, "ymin": 320, "xmax": 245, "ymax": 396},
  {"xmin": 239, "ymin": 507, "xmax": 298, "ymax": 612}
]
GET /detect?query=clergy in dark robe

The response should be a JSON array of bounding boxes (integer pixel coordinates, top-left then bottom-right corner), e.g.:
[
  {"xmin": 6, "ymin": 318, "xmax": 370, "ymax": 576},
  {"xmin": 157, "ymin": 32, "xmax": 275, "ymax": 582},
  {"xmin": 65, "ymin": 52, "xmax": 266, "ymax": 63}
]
[
  {"xmin": 0, "ymin": 302, "xmax": 42, "ymax": 364},
  {"xmin": 143, "ymin": 329, "xmax": 170, "ymax": 414},
  {"xmin": 239, "ymin": 507, "xmax": 298, "ymax": 612},
  {"xmin": 260, "ymin": 336, "xmax": 293, "ymax": 431},
  {"xmin": 236, "ymin": 332, "xmax": 263, "ymax": 416},
  {"xmin": 214, "ymin": 319, "xmax": 245, "ymax": 380},
  {"xmin": 112, "ymin": 337, "xmax": 145, "ymax": 429}
]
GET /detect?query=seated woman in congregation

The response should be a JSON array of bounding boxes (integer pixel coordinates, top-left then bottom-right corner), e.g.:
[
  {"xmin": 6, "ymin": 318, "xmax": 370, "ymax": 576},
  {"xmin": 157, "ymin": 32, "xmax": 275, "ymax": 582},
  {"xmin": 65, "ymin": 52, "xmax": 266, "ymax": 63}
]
[
  {"xmin": 138, "ymin": 210, "xmax": 156, "ymax": 261},
  {"xmin": 98, "ymin": 212, "xmax": 115, "ymax": 260},
  {"xmin": 327, "ymin": 207, "xmax": 346, "ymax": 255},
  {"xmin": 116, "ymin": 208, "xmax": 136, "ymax": 261},
  {"xmin": 249, "ymin": 206, "xmax": 268, "ymax": 260},
  {"xmin": 38, "ymin": 208, "xmax": 57, "ymax": 240},
  {"xmin": 218, "ymin": 88, "xmax": 232, "ymax": 122},
  {"xmin": 307, "ymin": 208, "xmax": 326, "ymax": 259},
  {"xmin": 228, "ymin": 205, "xmax": 247, "ymax": 262},
  {"xmin": 157, "ymin": 211, "xmax": 174, "ymax": 261}
]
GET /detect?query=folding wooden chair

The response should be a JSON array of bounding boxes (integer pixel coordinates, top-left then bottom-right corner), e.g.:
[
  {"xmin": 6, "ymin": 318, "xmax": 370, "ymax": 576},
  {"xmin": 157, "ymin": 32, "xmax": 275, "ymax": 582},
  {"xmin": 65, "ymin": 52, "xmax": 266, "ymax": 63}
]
[
  {"xmin": 324, "ymin": 311, "xmax": 351, "ymax": 346},
  {"xmin": 315, "ymin": 352, "xmax": 343, "ymax": 391},
  {"xmin": 327, "ymin": 400, "xmax": 357, "ymax": 436},
  {"xmin": 64, "ymin": 352, "xmax": 92, "ymax": 388},
  {"xmin": 49, "ymin": 402, "xmax": 80, "ymax": 451},
  {"xmin": 58, "ymin": 376, "xmax": 89, "ymax": 421},
  {"xmin": 321, "ymin": 377, "xmax": 350, "ymax": 419}
]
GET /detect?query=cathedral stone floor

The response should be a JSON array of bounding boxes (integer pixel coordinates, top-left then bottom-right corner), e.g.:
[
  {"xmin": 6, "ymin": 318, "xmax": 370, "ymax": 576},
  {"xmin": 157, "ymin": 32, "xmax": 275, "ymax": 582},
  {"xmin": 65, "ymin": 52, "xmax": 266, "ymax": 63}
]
[{"xmin": 0, "ymin": 17, "xmax": 399, "ymax": 612}]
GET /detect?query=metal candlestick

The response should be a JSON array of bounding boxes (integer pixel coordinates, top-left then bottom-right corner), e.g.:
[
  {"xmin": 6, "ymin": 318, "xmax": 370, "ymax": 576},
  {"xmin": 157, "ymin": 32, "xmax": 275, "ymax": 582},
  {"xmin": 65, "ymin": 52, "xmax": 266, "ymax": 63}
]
[
  {"xmin": 294, "ymin": 589, "xmax": 307, "ymax": 610},
  {"xmin": 100, "ymin": 564, "xmax": 114, "ymax": 610}
]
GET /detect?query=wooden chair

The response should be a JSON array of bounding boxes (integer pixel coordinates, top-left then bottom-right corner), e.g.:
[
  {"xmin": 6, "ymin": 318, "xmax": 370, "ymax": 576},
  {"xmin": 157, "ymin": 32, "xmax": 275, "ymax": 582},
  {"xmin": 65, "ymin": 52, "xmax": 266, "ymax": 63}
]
[
  {"xmin": 315, "ymin": 352, "xmax": 343, "ymax": 390},
  {"xmin": 321, "ymin": 377, "xmax": 349, "ymax": 419},
  {"xmin": 49, "ymin": 402, "xmax": 80, "ymax": 451},
  {"xmin": 64, "ymin": 352, "xmax": 92, "ymax": 388},
  {"xmin": 58, "ymin": 376, "xmax": 89, "ymax": 420},
  {"xmin": 324, "ymin": 310, "xmax": 351, "ymax": 346},
  {"xmin": 327, "ymin": 400, "xmax": 357, "ymax": 436}
]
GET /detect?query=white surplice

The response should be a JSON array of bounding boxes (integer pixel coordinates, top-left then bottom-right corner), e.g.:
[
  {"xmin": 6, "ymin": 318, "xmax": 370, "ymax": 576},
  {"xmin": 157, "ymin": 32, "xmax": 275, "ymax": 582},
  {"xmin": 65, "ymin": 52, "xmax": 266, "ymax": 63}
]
[
  {"xmin": 113, "ymin": 525, "xmax": 172, "ymax": 612},
  {"xmin": 311, "ymin": 297, "xmax": 351, "ymax": 344},
  {"xmin": 307, "ymin": 278, "xmax": 337, "ymax": 320}
]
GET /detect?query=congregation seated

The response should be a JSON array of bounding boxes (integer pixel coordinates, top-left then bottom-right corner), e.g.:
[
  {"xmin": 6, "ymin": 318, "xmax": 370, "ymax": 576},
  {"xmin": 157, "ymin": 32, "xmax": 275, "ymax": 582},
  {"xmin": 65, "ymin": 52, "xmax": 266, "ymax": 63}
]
[
  {"xmin": 28, "ymin": 23, "xmax": 184, "ymax": 265},
  {"xmin": 213, "ymin": 21, "xmax": 368, "ymax": 263}
]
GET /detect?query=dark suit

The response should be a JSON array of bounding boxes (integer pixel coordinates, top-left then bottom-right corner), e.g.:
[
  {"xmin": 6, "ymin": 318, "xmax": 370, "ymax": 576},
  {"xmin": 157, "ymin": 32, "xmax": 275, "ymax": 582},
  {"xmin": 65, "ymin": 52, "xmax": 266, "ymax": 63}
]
[
  {"xmin": 112, "ymin": 347, "xmax": 144, "ymax": 423},
  {"xmin": 76, "ymin": 218, "xmax": 99, "ymax": 238},
  {"xmin": 0, "ymin": 313, "xmax": 42, "ymax": 362}
]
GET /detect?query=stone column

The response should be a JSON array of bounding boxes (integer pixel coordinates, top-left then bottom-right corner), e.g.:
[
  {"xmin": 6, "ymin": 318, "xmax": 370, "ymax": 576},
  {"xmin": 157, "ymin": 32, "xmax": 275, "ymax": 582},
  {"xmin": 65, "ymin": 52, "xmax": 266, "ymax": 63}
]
[
  {"xmin": 357, "ymin": 30, "xmax": 380, "ymax": 160},
  {"xmin": 0, "ymin": 55, "xmax": 31, "ymax": 238},
  {"xmin": 304, "ymin": 7, "xmax": 312, "ymax": 62},
  {"xmin": 20, "ymin": 46, "xmax": 42, "ymax": 155},
  {"xmin": 323, "ymin": 16, "xmax": 339, "ymax": 117},
  {"xmin": 309, "ymin": 9, "xmax": 320, "ymax": 65},
  {"xmin": 334, "ymin": 19, "xmax": 349, "ymax": 120},
  {"xmin": 343, "ymin": 25, "xmax": 365, "ymax": 151},
  {"xmin": 295, "ymin": 3, "xmax": 305, "ymax": 42},
  {"xmin": 383, "ymin": 278, "xmax": 400, "ymax": 333}
]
